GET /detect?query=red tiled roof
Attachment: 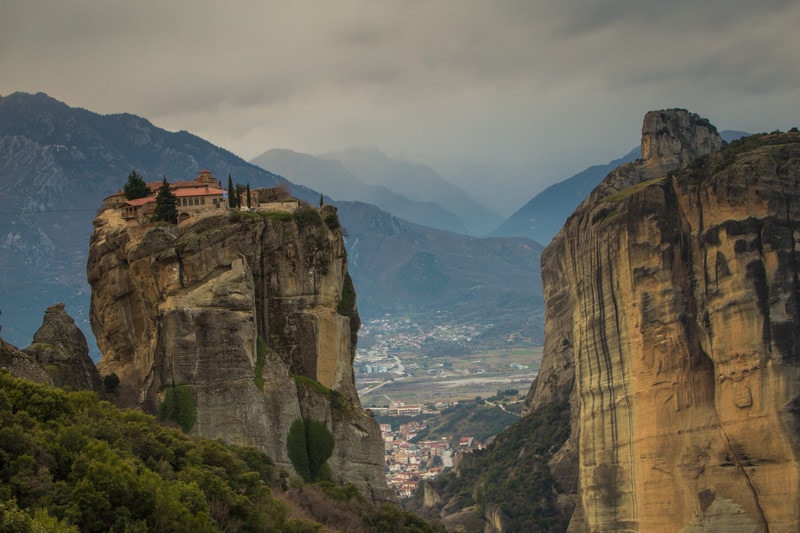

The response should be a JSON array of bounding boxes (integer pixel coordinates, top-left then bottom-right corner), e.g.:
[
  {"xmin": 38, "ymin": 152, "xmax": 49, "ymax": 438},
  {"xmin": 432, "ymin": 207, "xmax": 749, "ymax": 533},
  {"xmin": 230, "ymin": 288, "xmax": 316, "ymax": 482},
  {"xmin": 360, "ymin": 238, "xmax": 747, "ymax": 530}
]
[
  {"xmin": 124, "ymin": 188, "xmax": 223, "ymax": 204},
  {"xmin": 124, "ymin": 197, "xmax": 155, "ymax": 207},
  {"xmin": 173, "ymin": 188, "xmax": 223, "ymax": 197}
]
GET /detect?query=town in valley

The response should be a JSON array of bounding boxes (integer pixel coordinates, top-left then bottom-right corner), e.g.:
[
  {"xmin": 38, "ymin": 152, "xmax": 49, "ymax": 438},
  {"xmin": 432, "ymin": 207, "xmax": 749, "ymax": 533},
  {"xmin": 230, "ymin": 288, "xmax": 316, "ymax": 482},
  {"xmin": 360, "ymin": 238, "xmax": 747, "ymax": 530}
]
[{"xmin": 353, "ymin": 315, "xmax": 542, "ymax": 499}]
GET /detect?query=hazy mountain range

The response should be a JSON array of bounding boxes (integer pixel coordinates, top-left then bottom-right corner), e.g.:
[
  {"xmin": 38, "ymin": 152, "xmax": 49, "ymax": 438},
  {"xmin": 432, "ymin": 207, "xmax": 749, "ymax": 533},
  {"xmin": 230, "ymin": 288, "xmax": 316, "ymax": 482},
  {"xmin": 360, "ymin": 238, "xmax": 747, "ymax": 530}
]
[
  {"xmin": 0, "ymin": 92, "xmax": 546, "ymax": 353},
  {"xmin": 337, "ymin": 201, "xmax": 544, "ymax": 343},
  {"xmin": 251, "ymin": 147, "xmax": 504, "ymax": 236},
  {"xmin": 251, "ymin": 148, "xmax": 473, "ymax": 235}
]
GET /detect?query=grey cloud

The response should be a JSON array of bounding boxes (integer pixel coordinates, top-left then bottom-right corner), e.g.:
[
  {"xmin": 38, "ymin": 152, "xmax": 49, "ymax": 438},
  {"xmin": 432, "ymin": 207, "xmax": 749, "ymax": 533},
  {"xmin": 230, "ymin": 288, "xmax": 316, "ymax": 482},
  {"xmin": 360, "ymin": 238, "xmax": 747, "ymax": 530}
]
[{"xmin": 2, "ymin": 1, "xmax": 800, "ymax": 214}]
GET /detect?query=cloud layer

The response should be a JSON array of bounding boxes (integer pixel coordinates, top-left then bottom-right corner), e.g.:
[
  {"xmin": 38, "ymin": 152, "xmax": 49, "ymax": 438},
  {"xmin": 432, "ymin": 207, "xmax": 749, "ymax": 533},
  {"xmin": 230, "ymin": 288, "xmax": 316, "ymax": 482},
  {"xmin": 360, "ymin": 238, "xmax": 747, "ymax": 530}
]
[{"xmin": 3, "ymin": 0, "xmax": 800, "ymax": 214}]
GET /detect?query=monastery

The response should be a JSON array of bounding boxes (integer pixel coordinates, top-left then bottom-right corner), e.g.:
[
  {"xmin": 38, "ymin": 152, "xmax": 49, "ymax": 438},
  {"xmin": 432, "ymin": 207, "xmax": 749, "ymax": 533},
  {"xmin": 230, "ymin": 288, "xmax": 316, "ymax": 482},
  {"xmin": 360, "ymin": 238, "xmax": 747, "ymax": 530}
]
[
  {"xmin": 103, "ymin": 170, "xmax": 225, "ymax": 224},
  {"xmin": 102, "ymin": 170, "xmax": 302, "ymax": 225}
]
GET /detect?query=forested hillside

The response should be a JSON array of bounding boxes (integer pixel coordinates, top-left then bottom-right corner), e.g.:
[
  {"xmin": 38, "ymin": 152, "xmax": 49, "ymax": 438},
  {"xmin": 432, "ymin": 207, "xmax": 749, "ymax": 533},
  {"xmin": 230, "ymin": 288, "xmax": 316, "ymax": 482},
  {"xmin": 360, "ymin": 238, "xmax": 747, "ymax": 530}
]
[{"xmin": 0, "ymin": 371, "xmax": 442, "ymax": 532}]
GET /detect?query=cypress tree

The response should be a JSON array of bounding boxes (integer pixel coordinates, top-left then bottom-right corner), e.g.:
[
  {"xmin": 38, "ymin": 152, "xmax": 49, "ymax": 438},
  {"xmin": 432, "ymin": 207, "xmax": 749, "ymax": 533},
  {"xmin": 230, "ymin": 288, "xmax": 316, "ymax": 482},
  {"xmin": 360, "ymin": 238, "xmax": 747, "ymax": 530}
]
[
  {"xmin": 227, "ymin": 175, "xmax": 236, "ymax": 208},
  {"xmin": 153, "ymin": 177, "xmax": 178, "ymax": 223},
  {"xmin": 246, "ymin": 182, "xmax": 251, "ymax": 208},
  {"xmin": 123, "ymin": 170, "xmax": 150, "ymax": 200}
]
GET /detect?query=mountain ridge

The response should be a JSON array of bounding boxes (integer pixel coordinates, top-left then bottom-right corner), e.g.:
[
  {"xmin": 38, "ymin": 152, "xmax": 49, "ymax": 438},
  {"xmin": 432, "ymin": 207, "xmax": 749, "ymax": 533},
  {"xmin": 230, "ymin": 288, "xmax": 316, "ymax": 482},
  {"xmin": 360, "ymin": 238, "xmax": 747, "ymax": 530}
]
[
  {"xmin": 0, "ymin": 91, "xmax": 542, "ymax": 355},
  {"xmin": 251, "ymin": 148, "xmax": 471, "ymax": 235},
  {"xmin": 319, "ymin": 146, "xmax": 504, "ymax": 236}
]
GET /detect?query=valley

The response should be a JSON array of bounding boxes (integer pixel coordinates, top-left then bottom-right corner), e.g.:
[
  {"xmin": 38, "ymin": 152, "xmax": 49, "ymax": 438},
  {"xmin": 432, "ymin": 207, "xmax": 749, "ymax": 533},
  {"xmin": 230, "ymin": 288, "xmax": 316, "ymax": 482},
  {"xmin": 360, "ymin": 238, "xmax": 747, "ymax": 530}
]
[{"xmin": 354, "ymin": 316, "xmax": 541, "ymax": 407}]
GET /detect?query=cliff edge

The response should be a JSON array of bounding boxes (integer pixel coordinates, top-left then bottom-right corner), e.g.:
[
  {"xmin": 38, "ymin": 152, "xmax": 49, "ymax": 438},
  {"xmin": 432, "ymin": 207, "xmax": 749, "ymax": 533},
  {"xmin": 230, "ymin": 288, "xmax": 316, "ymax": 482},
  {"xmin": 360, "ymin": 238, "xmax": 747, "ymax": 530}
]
[
  {"xmin": 87, "ymin": 202, "xmax": 391, "ymax": 501},
  {"xmin": 525, "ymin": 110, "xmax": 800, "ymax": 531}
]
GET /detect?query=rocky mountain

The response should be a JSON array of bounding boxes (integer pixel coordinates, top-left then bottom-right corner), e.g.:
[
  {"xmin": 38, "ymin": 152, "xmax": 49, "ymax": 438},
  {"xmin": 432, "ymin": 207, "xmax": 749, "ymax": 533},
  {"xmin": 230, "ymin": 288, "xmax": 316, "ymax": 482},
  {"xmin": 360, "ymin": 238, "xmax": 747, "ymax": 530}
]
[
  {"xmin": 87, "ymin": 200, "xmax": 391, "ymax": 500},
  {"xmin": 251, "ymin": 148, "xmax": 471, "ymax": 235},
  {"xmin": 319, "ymin": 147, "xmax": 504, "ymax": 236},
  {"xmin": 538, "ymin": 113, "xmax": 800, "ymax": 532},
  {"xmin": 336, "ymin": 201, "xmax": 545, "ymax": 344},
  {"xmin": 491, "ymin": 130, "xmax": 749, "ymax": 245},
  {"xmin": 0, "ymin": 303, "xmax": 102, "ymax": 392},
  {"xmin": 429, "ymin": 111, "xmax": 800, "ymax": 531}
]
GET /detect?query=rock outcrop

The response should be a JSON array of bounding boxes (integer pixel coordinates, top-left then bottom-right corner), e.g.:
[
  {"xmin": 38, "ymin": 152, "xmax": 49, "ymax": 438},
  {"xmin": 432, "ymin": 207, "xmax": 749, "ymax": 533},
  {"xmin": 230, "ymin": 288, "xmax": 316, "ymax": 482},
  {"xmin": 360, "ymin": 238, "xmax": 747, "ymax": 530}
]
[
  {"xmin": 1, "ymin": 303, "xmax": 102, "ymax": 393},
  {"xmin": 23, "ymin": 303, "xmax": 103, "ymax": 392},
  {"xmin": 524, "ymin": 110, "xmax": 800, "ymax": 531},
  {"xmin": 1, "ymin": 338, "xmax": 55, "ymax": 386},
  {"xmin": 87, "ymin": 202, "xmax": 391, "ymax": 501}
]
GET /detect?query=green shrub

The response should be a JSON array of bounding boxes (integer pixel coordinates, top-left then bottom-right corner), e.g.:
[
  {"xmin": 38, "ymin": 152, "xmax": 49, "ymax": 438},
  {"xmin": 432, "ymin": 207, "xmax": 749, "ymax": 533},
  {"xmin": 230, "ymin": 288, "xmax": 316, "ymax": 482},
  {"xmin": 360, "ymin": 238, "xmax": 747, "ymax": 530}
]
[
  {"xmin": 323, "ymin": 213, "xmax": 340, "ymax": 231},
  {"xmin": 305, "ymin": 420, "xmax": 335, "ymax": 482},
  {"xmin": 337, "ymin": 275, "xmax": 356, "ymax": 316},
  {"xmin": 286, "ymin": 418, "xmax": 335, "ymax": 483},
  {"xmin": 292, "ymin": 208, "xmax": 323, "ymax": 229},
  {"xmin": 266, "ymin": 210, "xmax": 293, "ymax": 222},
  {"xmin": 102, "ymin": 373, "xmax": 120, "ymax": 393},
  {"xmin": 293, "ymin": 375, "xmax": 331, "ymax": 395},
  {"xmin": 287, "ymin": 419, "xmax": 312, "ymax": 482},
  {"xmin": 157, "ymin": 385, "xmax": 196, "ymax": 433}
]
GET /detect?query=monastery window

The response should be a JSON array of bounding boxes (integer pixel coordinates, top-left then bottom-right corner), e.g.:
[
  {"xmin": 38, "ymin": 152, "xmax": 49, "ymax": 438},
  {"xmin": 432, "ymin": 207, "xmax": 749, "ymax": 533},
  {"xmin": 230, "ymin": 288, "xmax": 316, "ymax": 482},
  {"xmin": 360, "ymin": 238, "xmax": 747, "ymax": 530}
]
[{"xmin": 201, "ymin": 198, "xmax": 205, "ymax": 205}]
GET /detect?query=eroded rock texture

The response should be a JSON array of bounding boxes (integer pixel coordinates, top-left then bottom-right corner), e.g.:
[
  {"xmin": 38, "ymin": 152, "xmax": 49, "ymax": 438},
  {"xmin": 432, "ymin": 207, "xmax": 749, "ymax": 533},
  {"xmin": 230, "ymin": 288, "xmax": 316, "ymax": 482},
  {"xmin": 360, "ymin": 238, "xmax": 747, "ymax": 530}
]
[
  {"xmin": 87, "ymin": 205, "xmax": 390, "ymax": 501},
  {"xmin": 1, "ymin": 303, "xmax": 101, "ymax": 393},
  {"xmin": 524, "ymin": 111, "xmax": 800, "ymax": 532}
]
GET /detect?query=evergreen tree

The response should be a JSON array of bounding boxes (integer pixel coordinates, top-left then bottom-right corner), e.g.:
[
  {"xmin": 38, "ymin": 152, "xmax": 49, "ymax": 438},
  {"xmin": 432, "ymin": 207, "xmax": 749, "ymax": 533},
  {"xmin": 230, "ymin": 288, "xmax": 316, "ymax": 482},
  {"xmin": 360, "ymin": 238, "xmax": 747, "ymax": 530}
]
[
  {"xmin": 153, "ymin": 177, "xmax": 178, "ymax": 223},
  {"xmin": 319, "ymin": 193, "xmax": 324, "ymax": 208},
  {"xmin": 228, "ymin": 175, "xmax": 236, "ymax": 208},
  {"xmin": 235, "ymin": 184, "xmax": 246, "ymax": 207},
  {"xmin": 123, "ymin": 170, "xmax": 150, "ymax": 200},
  {"xmin": 246, "ymin": 182, "xmax": 252, "ymax": 208}
]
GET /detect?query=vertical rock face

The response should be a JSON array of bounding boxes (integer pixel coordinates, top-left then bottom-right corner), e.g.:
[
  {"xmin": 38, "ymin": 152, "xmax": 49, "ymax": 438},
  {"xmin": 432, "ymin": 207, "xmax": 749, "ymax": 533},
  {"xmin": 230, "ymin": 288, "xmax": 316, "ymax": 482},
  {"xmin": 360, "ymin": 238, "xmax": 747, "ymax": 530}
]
[
  {"xmin": 87, "ymin": 205, "xmax": 391, "ymax": 501},
  {"xmin": 525, "ymin": 110, "xmax": 800, "ymax": 531}
]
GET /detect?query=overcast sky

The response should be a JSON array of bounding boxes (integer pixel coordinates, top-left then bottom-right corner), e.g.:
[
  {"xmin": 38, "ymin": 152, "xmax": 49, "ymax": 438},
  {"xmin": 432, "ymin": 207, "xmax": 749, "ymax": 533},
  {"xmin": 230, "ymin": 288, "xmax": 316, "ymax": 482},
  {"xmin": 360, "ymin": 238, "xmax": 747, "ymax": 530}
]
[{"xmin": 3, "ymin": 1, "xmax": 799, "ymax": 215}]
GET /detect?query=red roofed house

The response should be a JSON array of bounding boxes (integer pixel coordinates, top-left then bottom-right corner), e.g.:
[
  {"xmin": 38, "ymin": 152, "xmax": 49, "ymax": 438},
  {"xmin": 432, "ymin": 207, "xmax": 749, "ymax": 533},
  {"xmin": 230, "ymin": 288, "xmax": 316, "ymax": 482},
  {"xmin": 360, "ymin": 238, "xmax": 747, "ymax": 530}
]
[
  {"xmin": 104, "ymin": 170, "xmax": 226, "ymax": 224},
  {"xmin": 459, "ymin": 436, "xmax": 475, "ymax": 448}
]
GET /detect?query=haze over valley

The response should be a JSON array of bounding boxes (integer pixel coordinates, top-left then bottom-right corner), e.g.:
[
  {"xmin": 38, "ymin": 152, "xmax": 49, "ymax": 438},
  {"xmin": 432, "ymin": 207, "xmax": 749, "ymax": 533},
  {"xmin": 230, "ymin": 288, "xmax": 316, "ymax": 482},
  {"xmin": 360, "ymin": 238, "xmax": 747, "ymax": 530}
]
[{"xmin": 2, "ymin": 2, "xmax": 800, "ymax": 531}]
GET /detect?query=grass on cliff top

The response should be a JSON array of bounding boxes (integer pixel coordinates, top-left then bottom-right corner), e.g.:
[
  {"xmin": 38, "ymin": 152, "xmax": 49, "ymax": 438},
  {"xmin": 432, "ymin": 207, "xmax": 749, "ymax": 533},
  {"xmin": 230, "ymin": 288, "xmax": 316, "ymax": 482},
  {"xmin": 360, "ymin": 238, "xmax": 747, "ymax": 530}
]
[
  {"xmin": 603, "ymin": 176, "xmax": 666, "ymax": 204},
  {"xmin": 684, "ymin": 128, "xmax": 800, "ymax": 180},
  {"xmin": 0, "ymin": 370, "xmax": 444, "ymax": 533},
  {"xmin": 293, "ymin": 374, "xmax": 331, "ymax": 395}
]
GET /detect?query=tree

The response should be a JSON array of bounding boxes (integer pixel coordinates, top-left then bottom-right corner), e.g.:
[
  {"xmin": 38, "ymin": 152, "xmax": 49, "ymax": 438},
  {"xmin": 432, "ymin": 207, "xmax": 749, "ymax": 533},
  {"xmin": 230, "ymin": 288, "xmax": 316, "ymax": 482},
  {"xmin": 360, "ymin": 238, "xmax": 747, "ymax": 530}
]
[
  {"xmin": 227, "ymin": 175, "xmax": 236, "ymax": 209},
  {"xmin": 123, "ymin": 170, "xmax": 150, "ymax": 200},
  {"xmin": 235, "ymin": 184, "xmax": 246, "ymax": 208},
  {"xmin": 153, "ymin": 177, "xmax": 178, "ymax": 223},
  {"xmin": 286, "ymin": 418, "xmax": 335, "ymax": 482},
  {"xmin": 102, "ymin": 373, "xmax": 120, "ymax": 393},
  {"xmin": 246, "ymin": 183, "xmax": 251, "ymax": 208}
]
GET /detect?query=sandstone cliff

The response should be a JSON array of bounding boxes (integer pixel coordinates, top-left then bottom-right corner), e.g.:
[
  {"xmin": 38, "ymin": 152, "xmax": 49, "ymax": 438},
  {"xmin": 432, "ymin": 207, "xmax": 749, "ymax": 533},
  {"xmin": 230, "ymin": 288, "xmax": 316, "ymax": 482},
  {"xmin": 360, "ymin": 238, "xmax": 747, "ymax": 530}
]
[
  {"xmin": 87, "ymin": 203, "xmax": 391, "ymax": 501},
  {"xmin": 524, "ymin": 111, "xmax": 800, "ymax": 531},
  {"xmin": 1, "ymin": 303, "xmax": 102, "ymax": 393}
]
